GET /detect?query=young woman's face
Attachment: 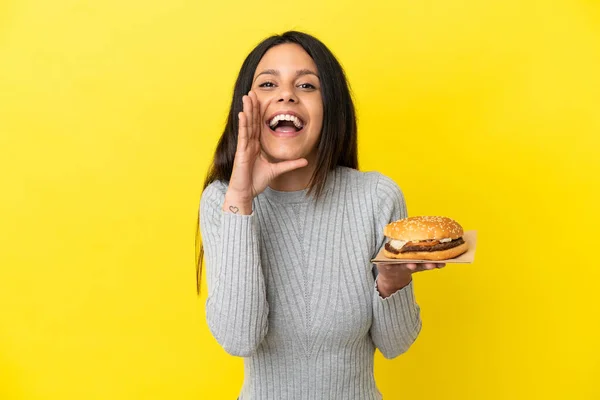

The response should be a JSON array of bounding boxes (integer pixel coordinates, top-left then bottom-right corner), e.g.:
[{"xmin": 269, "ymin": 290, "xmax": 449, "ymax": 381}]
[{"xmin": 251, "ymin": 43, "xmax": 324, "ymax": 164}]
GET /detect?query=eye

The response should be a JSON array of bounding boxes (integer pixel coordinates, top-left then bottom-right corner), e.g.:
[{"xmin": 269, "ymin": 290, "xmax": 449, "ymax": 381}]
[
  {"xmin": 258, "ymin": 81, "xmax": 276, "ymax": 88},
  {"xmin": 299, "ymin": 83, "xmax": 316, "ymax": 89}
]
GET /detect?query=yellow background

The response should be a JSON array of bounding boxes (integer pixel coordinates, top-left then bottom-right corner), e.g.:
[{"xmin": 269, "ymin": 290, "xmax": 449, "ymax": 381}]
[{"xmin": 1, "ymin": 0, "xmax": 599, "ymax": 399}]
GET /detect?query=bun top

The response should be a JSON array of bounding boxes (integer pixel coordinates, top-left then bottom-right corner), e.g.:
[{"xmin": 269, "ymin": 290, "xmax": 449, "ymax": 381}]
[{"xmin": 384, "ymin": 216, "xmax": 464, "ymax": 241}]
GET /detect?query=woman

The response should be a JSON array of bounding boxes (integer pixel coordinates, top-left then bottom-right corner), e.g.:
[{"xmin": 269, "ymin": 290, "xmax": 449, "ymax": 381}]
[{"xmin": 197, "ymin": 31, "xmax": 444, "ymax": 400}]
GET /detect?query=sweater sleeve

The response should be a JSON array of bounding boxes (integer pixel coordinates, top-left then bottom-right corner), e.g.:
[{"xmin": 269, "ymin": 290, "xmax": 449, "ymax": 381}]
[
  {"xmin": 369, "ymin": 174, "xmax": 422, "ymax": 359},
  {"xmin": 199, "ymin": 182, "xmax": 269, "ymax": 357}
]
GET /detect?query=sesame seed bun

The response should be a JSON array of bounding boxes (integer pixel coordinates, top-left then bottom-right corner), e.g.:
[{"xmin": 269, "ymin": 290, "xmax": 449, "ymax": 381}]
[{"xmin": 384, "ymin": 216, "xmax": 464, "ymax": 241}]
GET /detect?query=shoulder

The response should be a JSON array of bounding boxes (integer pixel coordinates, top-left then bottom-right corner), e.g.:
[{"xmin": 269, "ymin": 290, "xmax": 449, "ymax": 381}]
[
  {"xmin": 332, "ymin": 167, "xmax": 407, "ymax": 230},
  {"xmin": 334, "ymin": 167, "xmax": 402, "ymax": 198},
  {"xmin": 202, "ymin": 180, "xmax": 228, "ymax": 196},
  {"xmin": 200, "ymin": 180, "xmax": 229, "ymax": 210}
]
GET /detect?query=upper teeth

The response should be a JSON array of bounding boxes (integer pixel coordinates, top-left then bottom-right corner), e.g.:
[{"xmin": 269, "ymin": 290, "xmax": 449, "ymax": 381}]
[{"xmin": 269, "ymin": 114, "xmax": 304, "ymax": 129}]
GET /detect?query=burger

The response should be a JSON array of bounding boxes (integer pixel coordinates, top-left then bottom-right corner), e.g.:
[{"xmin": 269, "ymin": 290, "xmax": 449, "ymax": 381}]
[{"xmin": 383, "ymin": 216, "xmax": 469, "ymax": 261}]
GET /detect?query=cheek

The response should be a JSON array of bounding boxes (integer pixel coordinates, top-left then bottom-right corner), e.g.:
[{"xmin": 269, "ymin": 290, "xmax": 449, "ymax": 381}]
[
  {"xmin": 311, "ymin": 101, "xmax": 324, "ymax": 128},
  {"xmin": 311, "ymin": 110, "xmax": 324, "ymax": 135}
]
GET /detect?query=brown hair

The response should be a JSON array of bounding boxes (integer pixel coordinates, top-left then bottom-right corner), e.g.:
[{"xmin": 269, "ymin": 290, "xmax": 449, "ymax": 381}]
[{"xmin": 195, "ymin": 31, "xmax": 358, "ymax": 294}]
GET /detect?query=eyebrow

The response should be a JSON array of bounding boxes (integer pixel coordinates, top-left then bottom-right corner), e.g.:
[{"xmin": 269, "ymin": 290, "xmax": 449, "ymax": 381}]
[{"xmin": 253, "ymin": 69, "xmax": 320, "ymax": 82}]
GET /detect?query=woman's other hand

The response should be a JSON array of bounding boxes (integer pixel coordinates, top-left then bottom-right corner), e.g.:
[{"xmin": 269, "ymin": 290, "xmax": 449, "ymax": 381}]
[{"xmin": 375, "ymin": 263, "xmax": 445, "ymax": 298}]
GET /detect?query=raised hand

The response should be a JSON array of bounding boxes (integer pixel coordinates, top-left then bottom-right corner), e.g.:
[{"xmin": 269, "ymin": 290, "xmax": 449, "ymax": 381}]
[{"xmin": 223, "ymin": 91, "xmax": 308, "ymax": 215}]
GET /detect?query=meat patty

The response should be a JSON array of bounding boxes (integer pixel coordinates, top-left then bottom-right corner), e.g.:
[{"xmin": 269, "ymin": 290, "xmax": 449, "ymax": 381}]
[{"xmin": 385, "ymin": 237, "xmax": 465, "ymax": 254}]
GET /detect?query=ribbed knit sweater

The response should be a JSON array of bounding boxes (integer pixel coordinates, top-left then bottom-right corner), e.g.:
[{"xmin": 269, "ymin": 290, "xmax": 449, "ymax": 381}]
[{"xmin": 200, "ymin": 167, "xmax": 422, "ymax": 400}]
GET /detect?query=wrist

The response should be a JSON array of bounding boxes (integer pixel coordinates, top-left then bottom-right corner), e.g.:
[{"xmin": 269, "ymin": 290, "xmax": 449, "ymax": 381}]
[
  {"xmin": 376, "ymin": 274, "xmax": 412, "ymax": 298},
  {"xmin": 223, "ymin": 190, "xmax": 253, "ymax": 215}
]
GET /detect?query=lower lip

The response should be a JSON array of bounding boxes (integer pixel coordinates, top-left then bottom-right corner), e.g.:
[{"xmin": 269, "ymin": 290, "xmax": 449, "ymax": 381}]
[{"xmin": 266, "ymin": 122, "xmax": 304, "ymax": 137}]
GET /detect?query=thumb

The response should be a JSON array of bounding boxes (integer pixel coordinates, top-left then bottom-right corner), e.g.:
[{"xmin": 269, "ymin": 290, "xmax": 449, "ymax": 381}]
[{"xmin": 271, "ymin": 158, "xmax": 309, "ymax": 178}]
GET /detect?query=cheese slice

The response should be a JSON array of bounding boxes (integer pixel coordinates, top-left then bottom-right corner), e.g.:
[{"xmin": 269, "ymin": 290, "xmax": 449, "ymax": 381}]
[
  {"xmin": 389, "ymin": 239, "xmax": 408, "ymax": 249},
  {"xmin": 388, "ymin": 237, "xmax": 454, "ymax": 250}
]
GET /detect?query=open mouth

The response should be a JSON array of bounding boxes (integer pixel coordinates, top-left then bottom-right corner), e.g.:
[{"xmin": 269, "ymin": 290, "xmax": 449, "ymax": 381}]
[{"xmin": 267, "ymin": 114, "xmax": 305, "ymax": 134}]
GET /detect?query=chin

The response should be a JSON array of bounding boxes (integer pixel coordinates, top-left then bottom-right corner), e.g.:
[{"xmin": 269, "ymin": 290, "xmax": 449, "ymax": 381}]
[
  {"xmin": 261, "ymin": 142, "xmax": 309, "ymax": 163},
  {"xmin": 262, "ymin": 148, "xmax": 305, "ymax": 163}
]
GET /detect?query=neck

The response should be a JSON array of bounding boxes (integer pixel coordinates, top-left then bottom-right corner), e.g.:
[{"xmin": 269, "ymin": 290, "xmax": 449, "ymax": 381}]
[
  {"xmin": 269, "ymin": 162, "xmax": 316, "ymax": 192},
  {"xmin": 268, "ymin": 150, "xmax": 319, "ymax": 192}
]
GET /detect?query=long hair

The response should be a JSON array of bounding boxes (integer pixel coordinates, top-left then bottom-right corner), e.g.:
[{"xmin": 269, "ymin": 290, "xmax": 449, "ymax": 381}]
[{"xmin": 196, "ymin": 31, "xmax": 358, "ymax": 294}]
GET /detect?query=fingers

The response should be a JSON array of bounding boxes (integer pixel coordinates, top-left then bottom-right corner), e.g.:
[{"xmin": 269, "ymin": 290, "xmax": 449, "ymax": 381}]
[
  {"xmin": 249, "ymin": 91, "xmax": 261, "ymax": 139},
  {"xmin": 239, "ymin": 91, "xmax": 261, "ymax": 144},
  {"xmin": 237, "ymin": 111, "xmax": 248, "ymax": 153},
  {"xmin": 377, "ymin": 263, "xmax": 419, "ymax": 272},
  {"xmin": 245, "ymin": 94, "xmax": 254, "ymax": 140},
  {"xmin": 238, "ymin": 92, "xmax": 258, "ymax": 152},
  {"xmin": 420, "ymin": 263, "xmax": 446, "ymax": 271},
  {"xmin": 377, "ymin": 262, "xmax": 446, "ymax": 273}
]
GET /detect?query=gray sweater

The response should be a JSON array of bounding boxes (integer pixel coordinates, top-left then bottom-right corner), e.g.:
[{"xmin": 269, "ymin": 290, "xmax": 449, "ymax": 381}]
[{"xmin": 200, "ymin": 167, "xmax": 421, "ymax": 400}]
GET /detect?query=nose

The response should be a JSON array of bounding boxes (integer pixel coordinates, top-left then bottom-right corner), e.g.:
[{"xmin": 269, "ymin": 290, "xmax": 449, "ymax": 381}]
[{"xmin": 277, "ymin": 85, "xmax": 297, "ymax": 103}]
